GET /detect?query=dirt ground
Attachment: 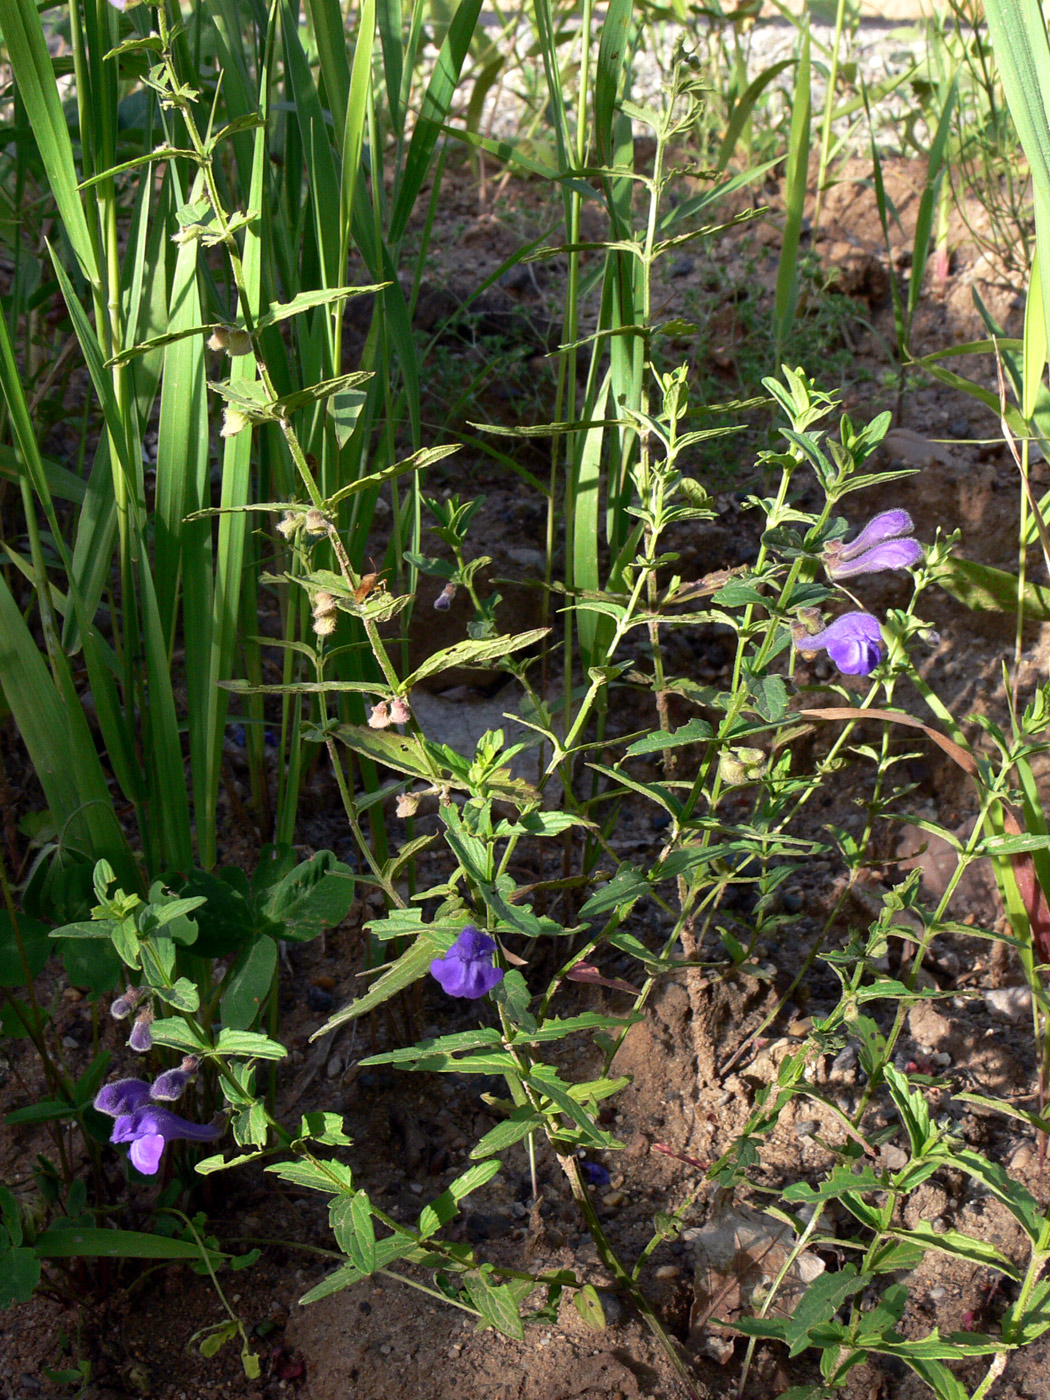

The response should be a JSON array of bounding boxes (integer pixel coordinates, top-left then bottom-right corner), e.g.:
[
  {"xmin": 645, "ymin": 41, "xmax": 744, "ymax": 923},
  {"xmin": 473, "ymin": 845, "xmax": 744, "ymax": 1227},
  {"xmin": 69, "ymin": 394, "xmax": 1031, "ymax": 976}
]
[{"xmin": 4, "ymin": 146, "xmax": 1050, "ymax": 1400}]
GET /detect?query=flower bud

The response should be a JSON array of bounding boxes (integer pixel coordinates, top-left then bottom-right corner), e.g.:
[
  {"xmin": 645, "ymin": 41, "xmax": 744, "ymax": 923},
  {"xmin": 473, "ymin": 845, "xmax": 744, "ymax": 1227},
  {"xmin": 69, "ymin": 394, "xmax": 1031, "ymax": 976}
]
[
  {"xmin": 276, "ymin": 512, "xmax": 301, "ymax": 539},
  {"xmin": 111, "ymin": 986, "xmax": 146, "ymax": 1021},
  {"xmin": 368, "ymin": 702, "xmax": 391, "ymax": 729},
  {"xmin": 434, "ymin": 582, "xmax": 456, "ymax": 611},
  {"xmin": 220, "ymin": 408, "xmax": 249, "ymax": 438},
  {"xmin": 395, "ymin": 791, "xmax": 421, "ymax": 818},
  {"xmin": 389, "ymin": 697, "xmax": 411, "ymax": 726},
  {"xmin": 303, "ymin": 509, "xmax": 328, "ymax": 536},
  {"xmin": 312, "ymin": 612, "xmax": 337, "ymax": 637},
  {"xmin": 718, "ymin": 746, "xmax": 767, "ymax": 786},
  {"xmin": 128, "ymin": 1009, "xmax": 154, "ymax": 1054},
  {"xmin": 150, "ymin": 1067, "xmax": 192, "ymax": 1101}
]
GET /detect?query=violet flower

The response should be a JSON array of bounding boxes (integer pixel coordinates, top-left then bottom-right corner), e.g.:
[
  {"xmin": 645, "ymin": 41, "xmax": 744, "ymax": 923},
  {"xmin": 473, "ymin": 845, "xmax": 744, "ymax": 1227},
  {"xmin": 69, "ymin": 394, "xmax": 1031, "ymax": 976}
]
[
  {"xmin": 823, "ymin": 510, "xmax": 922, "ymax": 579},
  {"xmin": 581, "ymin": 1160, "xmax": 611, "ymax": 1187},
  {"xmin": 94, "ymin": 1077, "xmax": 220, "ymax": 1176},
  {"xmin": 429, "ymin": 926, "xmax": 504, "ymax": 999},
  {"xmin": 127, "ymin": 1009, "xmax": 153, "ymax": 1053},
  {"xmin": 793, "ymin": 611, "xmax": 884, "ymax": 676}
]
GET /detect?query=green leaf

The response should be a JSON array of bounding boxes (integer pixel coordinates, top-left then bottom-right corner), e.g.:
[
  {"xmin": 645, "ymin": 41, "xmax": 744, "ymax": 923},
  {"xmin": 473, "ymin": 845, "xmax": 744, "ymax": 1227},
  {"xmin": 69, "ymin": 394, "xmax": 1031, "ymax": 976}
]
[
  {"xmin": 0, "ymin": 912, "xmax": 51, "ymax": 986},
  {"xmin": 221, "ymin": 937, "xmax": 277, "ymax": 1031},
  {"xmin": 264, "ymin": 1159, "xmax": 356, "ymax": 1193},
  {"xmin": 419, "ymin": 1161, "xmax": 502, "ymax": 1235},
  {"xmin": 330, "ymin": 1191, "xmax": 377, "ymax": 1275},
  {"xmin": 748, "ymin": 673, "xmax": 789, "ymax": 723},
  {"xmin": 885, "ymin": 1223, "xmax": 1019, "ymax": 1279},
  {"xmin": 259, "ymin": 850, "xmax": 355, "ymax": 942},
  {"xmin": 470, "ymin": 1107, "xmax": 543, "ymax": 1160},
  {"xmin": 360, "ymin": 1028, "xmax": 504, "ymax": 1066},
  {"xmin": 623, "ymin": 719, "xmax": 712, "ymax": 757},
  {"xmin": 573, "ymin": 1284, "xmax": 607, "ymax": 1331},
  {"xmin": 34, "ymin": 1228, "xmax": 225, "ymax": 1263},
  {"xmin": 215, "ymin": 1029, "xmax": 288, "ymax": 1061},
  {"xmin": 153, "ymin": 977, "xmax": 201, "ymax": 1013},
  {"xmin": 929, "ymin": 554, "xmax": 1050, "ymax": 620},
  {"xmin": 59, "ymin": 937, "xmax": 122, "ymax": 995},
  {"xmin": 0, "ymin": 1247, "xmax": 41, "ymax": 1307},
  {"xmin": 150, "ymin": 1017, "xmax": 212, "ymax": 1055},
  {"xmin": 309, "ymin": 933, "xmax": 444, "ymax": 1040},
  {"xmin": 466, "ymin": 1269, "xmax": 525, "ymax": 1340},
  {"xmin": 938, "ymin": 1146, "xmax": 1044, "ymax": 1242},
  {"xmin": 402, "ymin": 628, "xmax": 550, "ymax": 690},
  {"xmin": 0, "ymin": 998, "xmax": 46, "ymax": 1039}
]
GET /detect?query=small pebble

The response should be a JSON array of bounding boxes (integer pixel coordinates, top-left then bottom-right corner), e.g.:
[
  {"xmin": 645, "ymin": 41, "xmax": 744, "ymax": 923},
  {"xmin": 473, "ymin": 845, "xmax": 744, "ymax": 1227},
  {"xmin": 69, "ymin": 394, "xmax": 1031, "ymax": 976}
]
[
  {"xmin": 379, "ymin": 1344, "xmax": 392, "ymax": 1356},
  {"xmin": 602, "ymin": 1190, "xmax": 625, "ymax": 1208},
  {"xmin": 983, "ymin": 986, "xmax": 1033, "ymax": 1020},
  {"xmin": 782, "ymin": 890, "xmax": 803, "ymax": 913},
  {"xmin": 19, "ymin": 1379, "xmax": 40, "ymax": 1396},
  {"xmin": 654, "ymin": 1264, "xmax": 680, "ymax": 1279},
  {"xmin": 928, "ymin": 1286, "xmax": 947, "ymax": 1302},
  {"xmin": 326, "ymin": 1054, "xmax": 343, "ymax": 1078},
  {"xmin": 932, "ymin": 1051, "xmax": 952, "ymax": 1068},
  {"xmin": 795, "ymin": 1119, "xmax": 820, "ymax": 1139},
  {"xmin": 787, "ymin": 1018, "xmax": 813, "ymax": 1037},
  {"xmin": 596, "ymin": 1290, "xmax": 625, "ymax": 1326},
  {"xmin": 1009, "ymin": 1143, "xmax": 1035, "ymax": 1172},
  {"xmin": 829, "ymin": 1044, "xmax": 858, "ymax": 1080},
  {"xmin": 879, "ymin": 1144, "xmax": 908, "ymax": 1171},
  {"xmin": 930, "ymin": 1217, "xmax": 948, "ymax": 1235}
]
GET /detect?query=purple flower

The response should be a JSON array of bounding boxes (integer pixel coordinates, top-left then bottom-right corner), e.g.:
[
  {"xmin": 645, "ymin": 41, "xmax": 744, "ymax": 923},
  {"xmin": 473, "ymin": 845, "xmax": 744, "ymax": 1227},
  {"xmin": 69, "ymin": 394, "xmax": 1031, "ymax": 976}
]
[
  {"xmin": 94, "ymin": 1077, "xmax": 221, "ymax": 1176},
  {"xmin": 824, "ymin": 510, "xmax": 922, "ymax": 579},
  {"xmin": 581, "ymin": 1160, "xmax": 611, "ymax": 1187},
  {"xmin": 128, "ymin": 1010, "xmax": 153, "ymax": 1053},
  {"xmin": 794, "ymin": 611, "xmax": 884, "ymax": 675},
  {"xmin": 429, "ymin": 926, "xmax": 504, "ymax": 999}
]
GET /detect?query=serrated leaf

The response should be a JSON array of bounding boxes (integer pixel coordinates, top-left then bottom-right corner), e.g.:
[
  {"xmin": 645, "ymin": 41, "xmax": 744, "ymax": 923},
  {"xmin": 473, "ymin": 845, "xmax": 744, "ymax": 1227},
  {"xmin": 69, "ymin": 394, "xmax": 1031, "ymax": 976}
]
[
  {"xmin": 467, "ymin": 1271, "xmax": 525, "ymax": 1340},
  {"xmin": 623, "ymin": 719, "xmax": 712, "ymax": 756},
  {"xmin": 214, "ymin": 1028, "xmax": 287, "ymax": 1060},
  {"xmin": 470, "ymin": 1107, "xmax": 542, "ymax": 1160},
  {"xmin": 264, "ymin": 1159, "xmax": 356, "ymax": 1193},
  {"xmin": 309, "ymin": 934, "xmax": 444, "ymax": 1040},
  {"xmin": 402, "ymin": 628, "xmax": 550, "ymax": 689}
]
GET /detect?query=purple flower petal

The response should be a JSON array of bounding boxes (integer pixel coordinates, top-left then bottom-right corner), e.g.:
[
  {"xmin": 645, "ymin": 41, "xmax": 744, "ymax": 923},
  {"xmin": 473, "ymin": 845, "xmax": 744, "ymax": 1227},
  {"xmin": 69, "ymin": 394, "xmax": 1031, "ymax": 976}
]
[
  {"xmin": 128, "ymin": 1012, "xmax": 153, "ymax": 1053},
  {"xmin": 825, "ymin": 511, "xmax": 922, "ymax": 579},
  {"xmin": 129, "ymin": 1134, "xmax": 166, "ymax": 1175},
  {"xmin": 838, "ymin": 510, "xmax": 915, "ymax": 560},
  {"xmin": 150, "ymin": 1068, "xmax": 192, "ymax": 1101},
  {"xmin": 794, "ymin": 611, "xmax": 884, "ymax": 676},
  {"xmin": 429, "ymin": 925, "xmax": 505, "ymax": 999},
  {"xmin": 112, "ymin": 1107, "xmax": 221, "ymax": 1175},
  {"xmin": 94, "ymin": 1078, "xmax": 151, "ymax": 1117},
  {"xmin": 827, "ymin": 537, "xmax": 923, "ymax": 578}
]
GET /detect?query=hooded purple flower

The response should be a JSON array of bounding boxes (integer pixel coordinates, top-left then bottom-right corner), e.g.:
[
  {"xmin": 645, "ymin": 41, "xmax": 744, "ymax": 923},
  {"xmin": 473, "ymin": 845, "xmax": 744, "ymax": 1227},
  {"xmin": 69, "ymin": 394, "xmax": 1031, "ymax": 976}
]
[
  {"xmin": 793, "ymin": 611, "xmax": 883, "ymax": 676},
  {"xmin": 429, "ymin": 926, "xmax": 504, "ymax": 999},
  {"xmin": 823, "ymin": 510, "xmax": 922, "ymax": 579},
  {"xmin": 94, "ymin": 1077, "xmax": 220, "ymax": 1176},
  {"xmin": 128, "ymin": 1009, "xmax": 153, "ymax": 1054}
]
